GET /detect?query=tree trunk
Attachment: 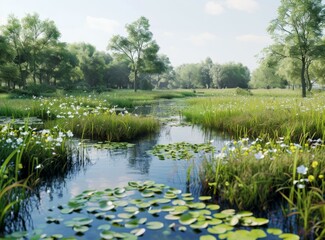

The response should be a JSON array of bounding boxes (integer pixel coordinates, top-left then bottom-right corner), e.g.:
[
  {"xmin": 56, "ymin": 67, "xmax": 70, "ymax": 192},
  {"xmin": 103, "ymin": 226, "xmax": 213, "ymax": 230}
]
[
  {"xmin": 134, "ymin": 70, "xmax": 137, "ymax": 92},
  {"xmin": 306, "ymin": 63, "xmax": 312, "ymax": 91},
  {"xmin": 301, "ymin": 57, "xmax": 307, "ymax": 98}
]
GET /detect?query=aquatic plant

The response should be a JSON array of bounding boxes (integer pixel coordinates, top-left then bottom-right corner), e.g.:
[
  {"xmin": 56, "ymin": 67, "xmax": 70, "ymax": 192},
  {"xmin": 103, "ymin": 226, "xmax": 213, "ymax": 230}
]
[
  {"xmin": 0, "ymin": 121, "xmax": 78, "ymax": 233},
  {"xmin": 149, "ymin": 142, "xmax": 214, "ymax": 160},
  {"xmin": 278, "ymin": 154, "xmax": 325, "ymax": 239},
  {"xmin": 0, "ymin": 148, "xmax": 30, "ymax": 231},
  {"xmin": 4, "ymin": 181, "xmax": 298, "ymax": 239},
  {"xmin": 0, "ymin": 123, "xmax": 74, "ymax": 176},
  {"xmin": 200, "ymin": 137, "xmax": 324, "ymax": 239}
]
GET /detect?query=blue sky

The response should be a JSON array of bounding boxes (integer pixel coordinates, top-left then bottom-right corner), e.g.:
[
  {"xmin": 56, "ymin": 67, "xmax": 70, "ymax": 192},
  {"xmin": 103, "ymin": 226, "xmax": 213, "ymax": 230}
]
[{"xmin": 0, "ymin": 0, "xmax": 280, "ymax": 71}]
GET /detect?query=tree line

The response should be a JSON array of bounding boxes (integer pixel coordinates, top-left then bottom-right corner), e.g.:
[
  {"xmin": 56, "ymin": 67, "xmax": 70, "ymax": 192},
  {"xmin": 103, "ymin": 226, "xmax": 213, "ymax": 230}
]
[
  {"xmin": 0, "ymin": 14, "xmax": 251, "ymax": 93},
  {"xmin": 1, "ymin": 0, "xmax": 325, "ymax": 96}
]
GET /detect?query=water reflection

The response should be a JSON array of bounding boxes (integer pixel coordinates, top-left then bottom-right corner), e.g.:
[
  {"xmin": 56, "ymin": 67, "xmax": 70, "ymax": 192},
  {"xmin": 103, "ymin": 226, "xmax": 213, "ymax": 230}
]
[{"xmin": 8, "ymin": 110, "xmax": 224, "ymax": 234}]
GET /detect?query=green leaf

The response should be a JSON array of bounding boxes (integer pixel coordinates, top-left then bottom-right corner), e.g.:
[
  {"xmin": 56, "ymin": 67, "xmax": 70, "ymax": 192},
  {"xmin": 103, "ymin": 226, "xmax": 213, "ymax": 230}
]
[
  {"xmin": 200, "ymin": 235, "xmax": 216, "ymax": 240},
  {"xmin": 97, "ymin": 224, "xmax": 111, "ymax": 231},
  {"xmin": 206, "ymin": 204, "xmax": 220, "ymax": 211},
  {"xmin": 279, "ymin": 233, "xmax": 300, "ymax": 240},
  {"xmin": 146, "ymin": 221, "xmax": 164, "ymax": 230},
  {"xmin": 199, "ymin": 196, "xmax": 212, "ymax": 201},
  {"xmin": 130, "ymin": 228, "xmax": 146, "ymax": 236},
  {"xmin": 73, "ymin": 225, "xmax": 89, "ymax": 233},
  {"xmin": 267, "ymin": 228, "xmax": 283, "ymax": 235},
  {"xmin": 100, "ymin": 230, "xmax": 114, "ymax": 240},
  {"xmin": 179, "ymin": 213, "xmax": 197, "ymax": 225}
]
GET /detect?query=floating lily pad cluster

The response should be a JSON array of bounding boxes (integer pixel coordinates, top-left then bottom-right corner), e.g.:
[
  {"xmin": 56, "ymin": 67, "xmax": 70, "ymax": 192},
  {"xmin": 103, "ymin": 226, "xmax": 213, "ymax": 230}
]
[
  {"xmin": 90, "ymin": 141, "xmax": 135, "ymax": 150},
  {"xmin": 5, "ymin": 181, "xmax": 299, "ymax": 240},
  {"xmin": 149, "ymin": 142, "xmax": 215, "ymax": 160}
]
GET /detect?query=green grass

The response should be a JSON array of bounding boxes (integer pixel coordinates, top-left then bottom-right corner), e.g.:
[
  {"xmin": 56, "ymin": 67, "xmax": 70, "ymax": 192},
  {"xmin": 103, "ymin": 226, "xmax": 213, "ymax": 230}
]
[
  {"xmin": 45, "ymin": 112, "xmax": 160, "ymax": 142},
  {"xmin": 183, "ymin": 89, "xmax": 325, "ymax": 141},
  {"xmin": 0, "ymin": 121, "xmax": 78, "ymax": 231},
  {"xmin": 199, "ymin": 137, "xmax": 325, "ymax": 238}
]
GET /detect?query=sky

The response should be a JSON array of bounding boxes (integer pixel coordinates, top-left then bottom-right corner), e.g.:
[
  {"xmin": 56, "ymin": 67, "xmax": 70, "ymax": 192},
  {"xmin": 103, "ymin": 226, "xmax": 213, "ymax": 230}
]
[{"xmin": 0, "ymin": 0, "xmax": 281, "ymax": 71}]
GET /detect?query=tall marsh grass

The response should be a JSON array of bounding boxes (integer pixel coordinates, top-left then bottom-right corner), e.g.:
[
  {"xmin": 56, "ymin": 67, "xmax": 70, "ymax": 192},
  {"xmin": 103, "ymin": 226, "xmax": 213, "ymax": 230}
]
[
  {"xmin": 200, "ymin": 137, "xmax": 325, "ymax": 239},
  {"xmin": 45, "ymin": 112, "xmax": 160, "ymax": 141},
  {"xmin": 0, "ymin": 122, "xmax": 75, "ymax": 232},
  {"xmin": 183, "ymin": 90, "xmax": 325, "ymax": 141}
]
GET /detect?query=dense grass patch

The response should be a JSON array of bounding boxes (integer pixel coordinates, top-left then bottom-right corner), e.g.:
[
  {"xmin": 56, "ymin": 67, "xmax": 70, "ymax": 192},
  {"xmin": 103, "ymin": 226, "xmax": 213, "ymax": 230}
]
[
  {"xmin": 0, "ymin": 123, "xmax": 74, "ymax": 230},
  {"xmin": 199, "ymin": 137, "xmax": 325, "ymax": 238},
  {"xmin": 45, "ymin": 112, "xmax": 160, "ymax": 142},
  {"xmin": 183, "ymin": 89, "xmax": 325, "ymax": 141}
]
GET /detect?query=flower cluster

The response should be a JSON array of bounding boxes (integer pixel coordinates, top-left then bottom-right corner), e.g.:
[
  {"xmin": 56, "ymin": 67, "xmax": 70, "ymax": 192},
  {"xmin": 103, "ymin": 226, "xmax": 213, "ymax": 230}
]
[
  {"xmin": 217, "ymin": 137, "xmax": 310, "ymax": 162},
  {"xmin": 294, "ymin": 160, "xmax": 324, "ymax": 189},
  {"xmin": 34, "ymin": 95, "xmax": 131, "ymax": 121},
  {"xmin": 0, "ymin": 123, "xmax": 74, "ymax": 165}
]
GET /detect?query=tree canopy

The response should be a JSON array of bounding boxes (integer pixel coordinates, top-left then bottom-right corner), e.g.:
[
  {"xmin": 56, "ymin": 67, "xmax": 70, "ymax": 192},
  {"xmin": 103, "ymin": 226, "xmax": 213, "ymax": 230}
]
[
  {"xmin": 108, "ymin": 16, "xmax": 160, "ymax": 92},
  {"xmin": 268, "ymin": 0, "xmax": 325, "ymax": 97}
]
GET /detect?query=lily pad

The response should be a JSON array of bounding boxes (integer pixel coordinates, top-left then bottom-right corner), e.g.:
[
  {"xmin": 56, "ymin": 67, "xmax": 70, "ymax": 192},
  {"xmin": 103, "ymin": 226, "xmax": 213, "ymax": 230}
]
[
  {"xmin": 267, "ymin": 228, "xmax": 283, "ymax": 235},
  {"xmin": 179, "ymin": 213, "xmax": 197, "ymax": 225},
  {"xmin": 130, "ymin": 228, "xmax": 146, "ymax": 236},
  {"xmin": 199, "ymin": 196, "xmax": 212, "ymax": 201},
  {"xmin": 146, "ymin": 221, "xmax": 164, "ymax": 230},
  {"xmin": 206, "ymin": 204, "xmax": 220, "ymax": 211},
  {"xmin": 200, "ymin": 235, "xmax": 217, "ymax": 240},
  {"xmin": 279, "ymin": 233, "xmax": 300, "ymax": 240},
  {"xmin": 73, "ymin": 225, "xmax": 89, "ymax": 233}
]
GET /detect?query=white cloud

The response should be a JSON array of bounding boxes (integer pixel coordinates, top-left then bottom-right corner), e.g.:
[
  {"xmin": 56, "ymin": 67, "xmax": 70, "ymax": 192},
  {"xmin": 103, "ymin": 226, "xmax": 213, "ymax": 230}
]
[
  {"xmin": 205, "ymin": 1, "xmax": 225, "ymax": 15},
  {"xmin": 236, "ymin": 34, "xmax": 271, "ymax": 44},
  {"xmin": 86, "ymin": 16, "xmax": 120, "ymax": 33},
  {"xmin": 226, "ymin": 0, "xmax": 259, "ymax": 12},
  {"xmin": 190, "ymin": 32, "xmax": 218, "ymax": 46}
]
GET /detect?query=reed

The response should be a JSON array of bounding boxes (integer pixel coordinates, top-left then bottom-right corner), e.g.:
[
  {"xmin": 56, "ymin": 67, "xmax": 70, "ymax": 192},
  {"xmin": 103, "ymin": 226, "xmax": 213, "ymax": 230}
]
[
  {"xmin": 183, "ymin": 90, "xmax": 325, "ymax": 141},
  {"xmin": 45, "ymin": 111, "xmax": 159, "ymax": 142},
  {"xmin": 199, "ymin": 137, "xmax": 325, "ymax": 239}
]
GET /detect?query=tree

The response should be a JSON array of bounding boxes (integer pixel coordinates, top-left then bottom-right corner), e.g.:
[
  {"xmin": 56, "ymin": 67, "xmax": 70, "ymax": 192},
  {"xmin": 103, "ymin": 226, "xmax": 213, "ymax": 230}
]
[
  {"xmin": 106, "ymin": 60, "xmax": 130, "ymax": 89},
  {"xmin": 268, "ymin": 0, "xmax": 325, "ymax": 97},
  {"xmin": 251, "ymin": 54, "xmax": 287, "ymax": 89},
  {"xmin": 175, "ymin": 64, "xmax": 201, "ymax": 89},
  {"xmin": 1, "ymin": 15, "xmax": 28, "ymax": 88},
  {"xmin": 1, "ymin": 13, "xmax": 61, "ymax": 87},
  {"xmin": 200, "ymin": 57, "xmax": 214, "ymax": 88},
  {"xmin": 108, "ymin": 16, "xmax": 160, "ymax": 92},
  {"xmin": 210, "ymin": 63, "xmax": 222, "ymax": 88},
  {"xmin": 145, "ymin": 54, "xmax": 172, "ymax": 89},
  {"xmin": 0, "ymin": 35, "xmax": 18, "ymax": 88},
  {"xmin": 69, "ymin": 43, "xmax": 112, "ymax": 89},
  {"xmin": 22, "ymin": 13, "xmax": 61, "ymax": 84},
  {"xmin": 217, "ymin": 62, "xmax": 250, "ymax": 88}
]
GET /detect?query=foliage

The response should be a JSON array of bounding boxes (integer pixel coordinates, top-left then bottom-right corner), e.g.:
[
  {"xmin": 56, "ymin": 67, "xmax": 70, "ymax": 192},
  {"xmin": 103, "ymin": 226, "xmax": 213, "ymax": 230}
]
[
  {"xmin": 251, "ymin": 54, "xmax": 287, "ymax": 89},
  {"xmin": 149, "ymin": 142, "xmax": 214, "ymax": 160},
  {"xmin": 216, "ymin": 62, "xmax": 250, "ymax": 89},
  {"xmin": 108, "ymin": 16, "xmax": 161, "ymax": 92},
  {"xmin": 267, "ymin": 0, "xmax": 325, "ymax": 97},
  {"xmin": 3, "ymin": 181, "xmax": 297, "ymax": 239}
]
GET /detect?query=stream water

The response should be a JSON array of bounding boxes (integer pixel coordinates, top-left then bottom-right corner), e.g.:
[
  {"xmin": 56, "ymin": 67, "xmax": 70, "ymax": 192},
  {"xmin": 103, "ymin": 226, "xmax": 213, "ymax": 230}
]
[{"xmin": 4, "ymin": 100, "xmax": 301, "ymax": 239}]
